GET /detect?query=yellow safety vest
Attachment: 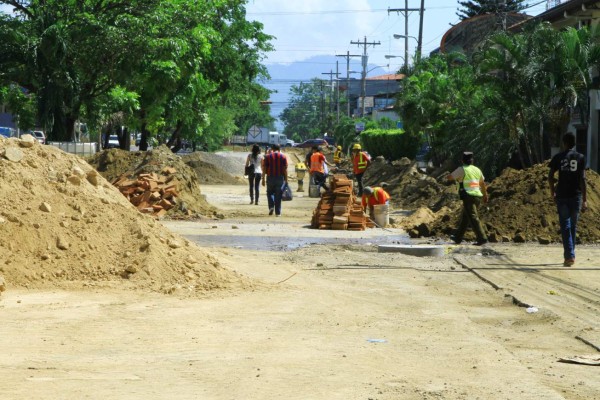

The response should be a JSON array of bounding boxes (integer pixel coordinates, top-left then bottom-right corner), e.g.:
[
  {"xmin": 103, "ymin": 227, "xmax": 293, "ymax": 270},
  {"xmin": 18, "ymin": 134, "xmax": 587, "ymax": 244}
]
[
  {"xmin": 461, "ymin": 165, "xmax": 483, "ymax": 197},
  {"xmin": 333, "ymin": 149, "xmax": 342, "ymax": 163}
]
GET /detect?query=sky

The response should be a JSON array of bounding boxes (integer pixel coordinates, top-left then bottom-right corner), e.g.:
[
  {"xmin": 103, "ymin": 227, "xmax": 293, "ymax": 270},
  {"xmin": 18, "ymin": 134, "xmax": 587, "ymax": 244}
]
[{"xmin": 245, "ymin": 0, "xmax": 550, "ymax": 130}]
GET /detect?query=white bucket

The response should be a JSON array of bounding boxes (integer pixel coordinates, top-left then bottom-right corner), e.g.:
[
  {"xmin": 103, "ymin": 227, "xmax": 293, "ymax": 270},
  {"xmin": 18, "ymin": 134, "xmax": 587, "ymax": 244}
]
[
  {"xmin": 309, "ymin": 183, "xmax": 320, "ymax": 198},
  {"xmin": 373, "ymin": 204, "xmax": 389, "ymax": 228}
]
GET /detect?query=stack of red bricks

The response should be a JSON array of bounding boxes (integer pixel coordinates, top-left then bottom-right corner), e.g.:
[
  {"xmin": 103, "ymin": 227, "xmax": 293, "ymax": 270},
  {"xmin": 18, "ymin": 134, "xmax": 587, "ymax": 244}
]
[
  {"xmin": 112, "ymin": 167, "xmax": 179, "ymax": 217},
  {"xmin": 311, "ymin": 174, "xmax": 372, "ymax": 230}
]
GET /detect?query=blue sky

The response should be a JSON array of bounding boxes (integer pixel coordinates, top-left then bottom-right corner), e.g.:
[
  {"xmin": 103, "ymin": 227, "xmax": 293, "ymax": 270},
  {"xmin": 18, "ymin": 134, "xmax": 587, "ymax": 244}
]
[{"xmin": 245, "ymin": 0, "xmax": 549, "ymax": 129}]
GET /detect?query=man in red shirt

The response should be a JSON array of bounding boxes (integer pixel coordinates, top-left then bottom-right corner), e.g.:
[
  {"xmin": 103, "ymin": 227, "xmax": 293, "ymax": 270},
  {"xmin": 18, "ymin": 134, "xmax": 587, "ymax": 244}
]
[
  {"xmin": 309, "ymin": 145, "xmax": 334, "ymax": 193},
  {"xmin": 261, "ymin": 144, "xmax": 288, "ymax": 216}
]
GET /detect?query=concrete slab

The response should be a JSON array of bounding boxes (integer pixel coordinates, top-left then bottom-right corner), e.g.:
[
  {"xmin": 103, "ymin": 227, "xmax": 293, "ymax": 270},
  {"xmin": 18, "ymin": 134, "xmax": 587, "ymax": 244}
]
[{"xmin": 378, "ymin": 244, "xmax": 446, "ymax": 257}]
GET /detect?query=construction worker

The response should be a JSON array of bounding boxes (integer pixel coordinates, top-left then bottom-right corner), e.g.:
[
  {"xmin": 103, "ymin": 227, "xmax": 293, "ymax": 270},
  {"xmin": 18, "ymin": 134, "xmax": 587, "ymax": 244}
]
[
  {"xmin": 351, "ymin": 143, "xmax": 371, "ymax": 196},
  {"xmin": 333, "ymin": 145, "xmax": 343, "ymax": 166},
  {"xmin": 310, "ymin": 145, "xmax": 334, "ymax": 193},
  {"xmin": 447, "ymin": 151, "xmax": 488, "ymax": 246},
  {"xmin": 361, "ymin": 186, "xmax": 390, "ymax": 216}
]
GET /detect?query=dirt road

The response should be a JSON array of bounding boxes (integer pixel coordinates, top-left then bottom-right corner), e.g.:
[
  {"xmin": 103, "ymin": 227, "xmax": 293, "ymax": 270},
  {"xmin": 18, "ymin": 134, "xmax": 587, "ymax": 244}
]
[{"xmin": 1, "ymin": 184, "xmax": 599, "ymax": 399}]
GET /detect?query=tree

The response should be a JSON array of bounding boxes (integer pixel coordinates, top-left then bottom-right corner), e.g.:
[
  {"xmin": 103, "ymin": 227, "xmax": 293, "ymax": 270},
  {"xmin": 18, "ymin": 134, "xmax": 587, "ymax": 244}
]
[
  {"xmin": 280, "ymin": 79, "xmax": 327, "ymax": 140},
  {"xmin": 456, "ymin": 0, "xmax": 528, "ymax": 21}
]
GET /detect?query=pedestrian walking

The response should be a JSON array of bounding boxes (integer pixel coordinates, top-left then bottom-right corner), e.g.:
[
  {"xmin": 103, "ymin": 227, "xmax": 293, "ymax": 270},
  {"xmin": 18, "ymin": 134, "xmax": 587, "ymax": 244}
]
[
  {"xmin": 309, "ymin": 145, "xmax": 334, "ymax": 193},
  {"xmin": 549, "ymin": 132, "xmax": 587, "ymax": 267},
  {"xmin": 245, "ymin": 144, "xmax": 263, "ymax": 205},
  {"xmin": 262, "ymin": 143, "xmax": 288, "ymax": 217},
  {"xmin": 447, "ymin": 151, "xmax": 489, "ymax": 246},
  {"xmin": 351, "ymin": 143, "xmax": 371, "ymax": 196}
]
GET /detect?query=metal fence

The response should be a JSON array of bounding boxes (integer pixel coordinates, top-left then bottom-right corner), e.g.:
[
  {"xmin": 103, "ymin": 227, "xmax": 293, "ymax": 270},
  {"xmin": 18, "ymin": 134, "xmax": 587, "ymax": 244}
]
[{"xmin": 47, "ymin": 141, "xmax": 98, "ymax": 156}]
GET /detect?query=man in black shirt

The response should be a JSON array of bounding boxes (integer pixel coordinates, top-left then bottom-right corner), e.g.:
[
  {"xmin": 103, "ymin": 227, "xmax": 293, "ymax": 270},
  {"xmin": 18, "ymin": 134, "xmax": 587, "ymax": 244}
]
[{"xmin": 548, "ymin": 133, "xmax": 587, "ymax": 267}]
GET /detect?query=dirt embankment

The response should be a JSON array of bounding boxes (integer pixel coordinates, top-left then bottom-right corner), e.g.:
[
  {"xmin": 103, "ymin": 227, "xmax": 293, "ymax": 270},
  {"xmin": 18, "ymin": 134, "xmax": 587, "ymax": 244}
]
[
  {"xmin": 360, "ymin": 156, "xmax": 600, "ymax": 244},
  {"xmin": 88, "ymin": 146, "xmax": 216, "ymax": 217},
  {"xmin": 0, "ymin": 138, "xmax": 249, "ymax": 294}
]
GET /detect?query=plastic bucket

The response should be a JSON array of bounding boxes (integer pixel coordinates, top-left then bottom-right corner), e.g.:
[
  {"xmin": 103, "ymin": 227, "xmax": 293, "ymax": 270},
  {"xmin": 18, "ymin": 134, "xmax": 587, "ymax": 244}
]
[
  {"xmin": 373, "ymin": 204, "xmax": 389, "ymax": 227},
  {"xmin": 309, "ymin": 183, "xmax": 320, "ymax": 198}
]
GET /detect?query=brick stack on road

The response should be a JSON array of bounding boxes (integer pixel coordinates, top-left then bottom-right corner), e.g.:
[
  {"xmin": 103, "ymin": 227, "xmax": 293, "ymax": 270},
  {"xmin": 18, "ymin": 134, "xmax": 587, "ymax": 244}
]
[
  {"xmin": 112, "ymin": 167, "xmax": 180, "ymax": 217},
  {"xmin": 311, "ymin": 174, "xmax": 373, "ymax": 230}
]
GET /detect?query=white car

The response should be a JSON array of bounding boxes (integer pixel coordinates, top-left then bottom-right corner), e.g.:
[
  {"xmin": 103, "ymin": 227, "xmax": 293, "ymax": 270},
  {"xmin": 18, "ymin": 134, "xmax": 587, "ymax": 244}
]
[
  {"xmin": 31, "ymin": 131, "xmax": 46, "ymax": 144},
  {"xmin": 107, "ymin": 135, "xmax": 120, "ymax": 149},
  {"xmin": 285, "ymin": 139, "xmax": 295, "ymax": 147}
]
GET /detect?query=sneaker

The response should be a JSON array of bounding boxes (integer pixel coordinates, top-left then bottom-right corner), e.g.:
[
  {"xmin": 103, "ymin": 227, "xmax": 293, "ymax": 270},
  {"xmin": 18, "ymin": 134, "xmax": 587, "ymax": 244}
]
[
  {"xmin": 474, "ymin": 239, "xmax": 489, "ymax": 246},
  {"xmin": 255, "ymin": 201, "xmax": 258, "ymax": 205},
  {"xmin": 563, "ymin": 258, "xmax": 575, "ymax": 267},
  {"xmin": 249, "ymin": 200, "xmax": 254, "ymax": 204},
  {"xmin": 269, "ymin": 208, "xmax": 274, "ymax": 215},
  {"xmin": 275, "ymin": 214, "xmax": 281, "ymax": 217}
]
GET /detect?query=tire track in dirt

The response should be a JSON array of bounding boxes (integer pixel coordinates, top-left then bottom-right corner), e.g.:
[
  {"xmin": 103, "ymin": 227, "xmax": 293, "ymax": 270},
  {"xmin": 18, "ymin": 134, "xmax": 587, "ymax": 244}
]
[{"xmin": 454, "ymin": 251, "xmax": 600, "ymax": 350}]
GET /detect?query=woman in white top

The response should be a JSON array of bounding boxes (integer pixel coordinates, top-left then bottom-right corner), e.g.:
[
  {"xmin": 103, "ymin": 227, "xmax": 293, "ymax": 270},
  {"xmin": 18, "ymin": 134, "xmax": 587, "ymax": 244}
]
[{"xmin": 245, "ymin": 144, "xmax": 264, "ymax": 205}]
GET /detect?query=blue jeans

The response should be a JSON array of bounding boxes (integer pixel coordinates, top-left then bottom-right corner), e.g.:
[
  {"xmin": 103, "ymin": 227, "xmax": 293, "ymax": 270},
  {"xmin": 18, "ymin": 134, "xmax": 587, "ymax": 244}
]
[
  {"xmin": 556, "ymin": 196, "xmax": 581, "ymax": 260},
  {"xmin": 266, "ymin": 176, "xmax": 285, "ymax": 215}
]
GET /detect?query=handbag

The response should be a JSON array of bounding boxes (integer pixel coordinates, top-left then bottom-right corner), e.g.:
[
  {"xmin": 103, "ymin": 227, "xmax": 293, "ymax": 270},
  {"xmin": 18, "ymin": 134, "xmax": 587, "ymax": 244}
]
[
  {"xmin": 281, "ymin": 182, "xmax": 293, "ymax": 201},
  {"xmin": 244, "ymin": 164, "xmax": 255, "ymax": 176}
]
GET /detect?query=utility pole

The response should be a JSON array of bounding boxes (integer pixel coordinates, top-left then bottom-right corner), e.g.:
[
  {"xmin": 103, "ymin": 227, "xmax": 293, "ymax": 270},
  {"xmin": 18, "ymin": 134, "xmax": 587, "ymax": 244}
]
[
  {"xmin": 417, "ymin": 0, "xmax": 425, "ymax": 62},
  {"xmin": 350, "ymin": 36, "xmax": 380, "ymax": 118},
  {"xmin": 336, "ymin": 51, "xmax": 361, "ymax": 117},
  {"xmin": 388, "ymin": 3, "xmax": 420, "ymax": 70},
  {"xmin": 321, "ymin": 69, "xmax": 340, "ymax": 118}
]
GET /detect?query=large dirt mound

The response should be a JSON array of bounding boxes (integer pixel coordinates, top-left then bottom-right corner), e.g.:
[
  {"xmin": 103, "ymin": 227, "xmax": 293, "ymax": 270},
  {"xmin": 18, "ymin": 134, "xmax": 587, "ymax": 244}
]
[
  {"xmin": 0, "ymin": 137, "xmax": 249, "ymax": 294},
  {"xmin": 180, "ymin": 152, "xmax": 244, "ymax": 185},
  {"xmin": 407, "ymin": 162, "xmax": 600, "ymax": 243},
  {"xmin": 362, "ymin": 157, "xmax": 455, "ymax": 211},
  {"xmin": 88, "ymin": 146, "xmax": 216, "ymax": 217}
]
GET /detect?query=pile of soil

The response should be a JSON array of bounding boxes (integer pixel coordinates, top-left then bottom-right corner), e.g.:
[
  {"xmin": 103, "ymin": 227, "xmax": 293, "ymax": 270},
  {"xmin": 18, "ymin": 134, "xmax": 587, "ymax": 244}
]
[
  {"xmin": 88, "ymin": 146, "xmax": 216, "ymax": 217},
  {"xmin": 401, "ymin": 162, "xmax": 600, "ymax": 244},
  {"xmin": 181, "ymin": 152, "xmax": 245, "ymax": 185},
  {"xmin": 362, "ymin": 157, "xmax": 455, "ymax": 211},
  {"xmin": 0, "ymin": 137, "xmax": 248, "ymax": 294}
]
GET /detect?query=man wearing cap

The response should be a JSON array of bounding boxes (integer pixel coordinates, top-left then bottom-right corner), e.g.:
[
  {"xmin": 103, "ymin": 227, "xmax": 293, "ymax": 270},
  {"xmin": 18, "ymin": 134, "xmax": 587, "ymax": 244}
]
[
  {"xmin": 447, "ymin": 151, "xmax": 488, "ymax": 245},
  {"xmin": 361, "ymin": 186, "xmax": 390, "ymax": 217},
  {"xmin": 333, "ymin": 145, "xmax": 344, "ymax": 167},
  {"xmin": 310, "ymin": 145, "xmax": 334, "ymax": 193},
  {"xmin": 351, "ymin": 143, "xmax": 371, "ymax": 196}
]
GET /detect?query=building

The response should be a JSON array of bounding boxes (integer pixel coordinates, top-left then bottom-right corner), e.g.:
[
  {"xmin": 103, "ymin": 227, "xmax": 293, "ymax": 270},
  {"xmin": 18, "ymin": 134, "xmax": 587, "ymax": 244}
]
[{"xmin": 342, "ymin": 73, "xmax": 404, "ymax": 119}]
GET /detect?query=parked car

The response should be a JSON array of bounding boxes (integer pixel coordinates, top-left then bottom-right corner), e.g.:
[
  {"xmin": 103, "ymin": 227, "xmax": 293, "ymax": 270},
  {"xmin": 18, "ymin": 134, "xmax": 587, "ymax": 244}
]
[
  {"xmin": 294, "ymin": 138, "xmax": 328, "ymax": 148},
  {"xmin": 106, "ymin": 135, "xmax": 120, "ymax": 149},
  {"xmin": 31, "ymin": 130, "xmax": 46, "ymax": 144}
]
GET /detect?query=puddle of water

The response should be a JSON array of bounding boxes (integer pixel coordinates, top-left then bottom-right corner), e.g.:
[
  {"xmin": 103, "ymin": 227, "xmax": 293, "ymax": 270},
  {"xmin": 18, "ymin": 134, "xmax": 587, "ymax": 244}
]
[{"xmin": 183, "ymin": 234, "xmax": 411, "ymax": 251}]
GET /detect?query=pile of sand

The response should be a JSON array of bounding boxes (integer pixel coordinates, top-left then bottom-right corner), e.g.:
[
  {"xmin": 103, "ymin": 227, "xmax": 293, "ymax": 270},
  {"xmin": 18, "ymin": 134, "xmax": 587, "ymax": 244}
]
[
  {"xmin": 0, "ymin": 137, "xmax": 249, "ymax": 294},
  {"xmin": 180, "ymin": 152, "xmax": 244, "ymax": 185},
  {"xmin": 88, "ymin": 146, "xmax": 216, "ymax": 217}
]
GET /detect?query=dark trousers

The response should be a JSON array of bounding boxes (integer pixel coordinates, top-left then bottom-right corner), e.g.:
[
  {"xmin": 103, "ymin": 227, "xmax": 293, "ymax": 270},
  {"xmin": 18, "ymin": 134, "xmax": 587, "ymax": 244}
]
[
  {"xmin": 266, "ymin": 175, "xmax": 285, "ymax": 215},
  {"xmin": 556, "ymin": 196, "xmax": 581, "ymax": 260},
  {"xmin": 455, "ymin": 195, "xmax": 487, "ymax": 242},
  {"xmin": 355, "ymin": 172, "xmax": 364, "ymax": 196},
  {"xmin": 312, "ymin": 171, "xmax": 328, "ymax": 191},
  {"xmin": 248, "ymin": 173, "xmax": 261, "ymax": 203}
]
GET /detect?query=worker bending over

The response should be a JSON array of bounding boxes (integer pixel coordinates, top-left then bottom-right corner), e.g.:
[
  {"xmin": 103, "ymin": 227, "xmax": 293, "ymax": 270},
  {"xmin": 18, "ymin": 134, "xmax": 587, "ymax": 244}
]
[
  {"xmin": 309, "ymin": 145, "xmax": 334, "ymax": 193},
  {"xmin": 361, "ymin": 186, "xmax": 390, "ymax": 216}
]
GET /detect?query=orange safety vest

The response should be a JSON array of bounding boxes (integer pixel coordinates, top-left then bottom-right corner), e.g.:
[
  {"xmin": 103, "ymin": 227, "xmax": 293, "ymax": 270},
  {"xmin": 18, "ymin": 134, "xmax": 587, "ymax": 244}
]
[
  {"xmin": 310, "ymin": 152, "xmax": 325, "ymax": 174},
  {"xmin": 362, "ymin": 187, "xmax": 390, "ymax": 209},
  {"xmin": 353, "ymin": 151, "xmax": 369, "ymax": 174}
]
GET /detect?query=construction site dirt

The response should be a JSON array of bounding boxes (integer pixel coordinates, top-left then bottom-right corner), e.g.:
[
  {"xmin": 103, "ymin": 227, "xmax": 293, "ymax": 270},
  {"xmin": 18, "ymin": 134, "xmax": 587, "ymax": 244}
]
[{"xmin": 1, "ymin": 140, "xmax": 599, "ymax": 399}]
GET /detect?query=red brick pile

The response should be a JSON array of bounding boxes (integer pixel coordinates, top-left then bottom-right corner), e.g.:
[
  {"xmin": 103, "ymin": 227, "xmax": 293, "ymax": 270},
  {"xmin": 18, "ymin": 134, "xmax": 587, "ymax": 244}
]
[
  {"xmin": 311, "ymin": 174, "xmax": 374, "ymax": 230},
  {"xmin": 112, "ymin": 167, "xmax": 180, "ymax": 217}
]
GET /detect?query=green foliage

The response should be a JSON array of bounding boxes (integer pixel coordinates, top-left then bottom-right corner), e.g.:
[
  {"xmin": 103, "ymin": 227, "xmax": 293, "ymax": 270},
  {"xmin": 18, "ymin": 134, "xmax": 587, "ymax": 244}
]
[
  {"xmin": 361, "ymin": 128, "xmax": 420, "ymax": 161},
  {"xmin": 280, "ymin": 79, "xmax": 327, "ymax": 140},
  {"xmin": 456, "ymin": 0, "xmax": 528, "ymax": 20},
  {"xmin": 0, "ymin": 85, "xmax": 37, "ymax": 130}
]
